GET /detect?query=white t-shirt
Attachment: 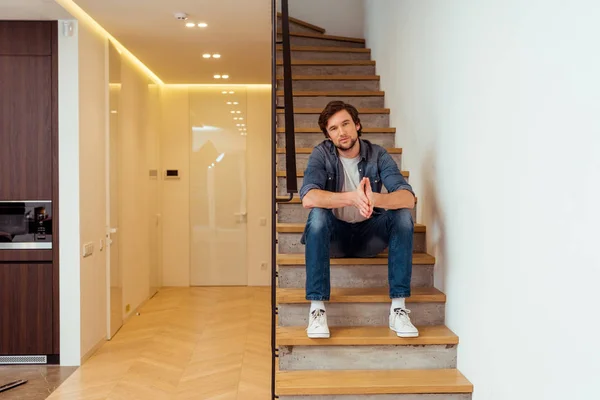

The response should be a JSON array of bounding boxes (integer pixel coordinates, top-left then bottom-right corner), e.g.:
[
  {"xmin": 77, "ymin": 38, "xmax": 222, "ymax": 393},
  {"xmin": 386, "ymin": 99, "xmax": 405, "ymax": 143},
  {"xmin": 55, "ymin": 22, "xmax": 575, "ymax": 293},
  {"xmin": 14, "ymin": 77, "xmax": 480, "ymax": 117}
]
[{"xmin": 333, "ymin": 155, "xmax": 367, "ymax": 223}]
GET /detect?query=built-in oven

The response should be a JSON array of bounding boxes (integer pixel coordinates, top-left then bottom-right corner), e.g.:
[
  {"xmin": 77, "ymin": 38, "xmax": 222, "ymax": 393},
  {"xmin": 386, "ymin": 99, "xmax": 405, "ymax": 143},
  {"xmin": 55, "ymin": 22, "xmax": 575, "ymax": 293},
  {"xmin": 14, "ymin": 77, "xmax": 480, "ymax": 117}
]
[{"xmin": 0, "ymin": 201, "xmax": 52, "ymax": 249}]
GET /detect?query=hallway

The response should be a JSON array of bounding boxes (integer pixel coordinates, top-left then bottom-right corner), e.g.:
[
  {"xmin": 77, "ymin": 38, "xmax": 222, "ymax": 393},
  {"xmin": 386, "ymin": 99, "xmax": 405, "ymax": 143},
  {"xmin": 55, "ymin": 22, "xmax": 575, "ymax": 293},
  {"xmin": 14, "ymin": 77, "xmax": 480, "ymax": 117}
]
[{"xmin": 47, "ymin": 287, "xmax": 271, "ymax": 400}]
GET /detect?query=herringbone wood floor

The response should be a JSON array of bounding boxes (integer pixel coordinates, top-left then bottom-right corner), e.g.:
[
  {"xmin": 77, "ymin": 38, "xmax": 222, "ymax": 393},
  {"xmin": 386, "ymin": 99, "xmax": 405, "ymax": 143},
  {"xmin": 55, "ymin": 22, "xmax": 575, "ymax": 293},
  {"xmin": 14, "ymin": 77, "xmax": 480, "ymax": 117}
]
[{"xmin": 47, "ymin": 287, "xmax": 271, "ymax": 400}]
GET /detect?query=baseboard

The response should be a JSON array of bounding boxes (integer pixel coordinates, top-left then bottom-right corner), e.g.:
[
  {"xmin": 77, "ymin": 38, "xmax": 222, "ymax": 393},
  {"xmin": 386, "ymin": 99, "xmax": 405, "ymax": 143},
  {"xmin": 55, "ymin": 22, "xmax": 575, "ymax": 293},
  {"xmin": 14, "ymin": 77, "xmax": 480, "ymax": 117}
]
[
  {"xmin": 80, "ymin": 337, "xmax": 105, "ymax": 364},
  {"xmin": 122, "ymin": 295, "xmax": 152, "ymax": 325}
]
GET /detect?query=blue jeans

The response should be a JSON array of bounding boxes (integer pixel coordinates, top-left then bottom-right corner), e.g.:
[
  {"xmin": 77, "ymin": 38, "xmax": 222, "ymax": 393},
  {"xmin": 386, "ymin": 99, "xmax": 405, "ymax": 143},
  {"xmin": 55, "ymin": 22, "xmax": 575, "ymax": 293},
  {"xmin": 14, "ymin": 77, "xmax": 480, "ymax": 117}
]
[{"xmin": 303, "ymin": 208, "xmax": 414, "ymax": 301}]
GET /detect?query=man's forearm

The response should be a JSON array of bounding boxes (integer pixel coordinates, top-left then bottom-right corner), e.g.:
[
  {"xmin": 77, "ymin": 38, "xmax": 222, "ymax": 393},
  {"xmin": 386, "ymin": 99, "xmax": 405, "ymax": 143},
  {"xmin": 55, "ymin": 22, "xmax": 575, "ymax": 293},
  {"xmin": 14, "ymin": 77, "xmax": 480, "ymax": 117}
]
[
  {"xmin": 302, "ymin": 189, "xmax": 351, "ymax": 209},
  {"xmin": 373, "ymin": 190, "xmax": 415, "ymax": 210}
]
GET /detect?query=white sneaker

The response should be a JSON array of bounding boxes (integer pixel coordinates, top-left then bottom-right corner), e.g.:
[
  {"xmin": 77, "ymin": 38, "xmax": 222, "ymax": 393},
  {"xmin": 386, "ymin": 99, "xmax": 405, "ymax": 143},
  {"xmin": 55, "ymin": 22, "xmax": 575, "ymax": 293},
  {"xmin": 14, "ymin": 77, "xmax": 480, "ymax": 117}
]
[
  {"xmin": 389, "ymin": 308, "xmax": 419, "ymax": 338},
  {"xmin": 306, "ymin": 309, "xmax": 330, "ymax": 338}
]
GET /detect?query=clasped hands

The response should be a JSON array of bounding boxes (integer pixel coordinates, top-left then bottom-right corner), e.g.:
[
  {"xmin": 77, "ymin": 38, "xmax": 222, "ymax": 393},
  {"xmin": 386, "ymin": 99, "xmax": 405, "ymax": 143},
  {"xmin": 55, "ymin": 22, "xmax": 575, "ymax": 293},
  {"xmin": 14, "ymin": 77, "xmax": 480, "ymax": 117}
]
[{"xmin": 349, "ymin": 177, "xmax": 375, "ymax": 219}]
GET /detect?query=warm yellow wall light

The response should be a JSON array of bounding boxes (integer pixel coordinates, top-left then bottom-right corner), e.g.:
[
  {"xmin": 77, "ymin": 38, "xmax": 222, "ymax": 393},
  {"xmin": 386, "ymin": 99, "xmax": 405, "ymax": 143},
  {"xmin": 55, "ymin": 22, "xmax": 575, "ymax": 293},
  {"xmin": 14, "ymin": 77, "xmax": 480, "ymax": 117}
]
[{"xmin": 54, "ymin": 0, "xmax": 164, "ymax": 85}]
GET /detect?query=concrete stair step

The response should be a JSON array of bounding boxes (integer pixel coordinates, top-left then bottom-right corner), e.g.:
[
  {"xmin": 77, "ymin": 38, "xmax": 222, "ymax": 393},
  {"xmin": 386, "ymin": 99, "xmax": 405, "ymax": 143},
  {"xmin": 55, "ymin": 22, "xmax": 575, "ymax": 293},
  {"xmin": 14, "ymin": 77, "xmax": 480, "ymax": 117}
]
[
  {"xmin": 277, "ymin": 13, "xmax": 327, "ymax": 35},
  {"xmin": 276, "ymin": 126, "xmax": 395, "ymax": 148},
  {"xmin": 276, "ymin": 147, "xmax": 401, "ymax": 172},
  {"xmin": 276, "ymin": 90, "xmax": 385, "ymax": 108},
  {"xmin": 277, "ymin": 252, "xmax": 434, "ymax": 289},
  {"xmin": 276, "ymin": 106, "xmax": 389, "ymax": 128},
  {"xmin": 276, "ymin": 369, "xmax": 473, "ymax": 398},
  {"xmin": 277, "ymin": 75, "xmax": 380, "ymax": 91},
  {"xmin": 277, "ymin": 61, "xmax": 376, "ymax": 76},
  {"xmin": 277, "ymin": 326, "xmax": 458, "ymax": 371},
  {"xmin": 276, "ymin": 197, "xmax": 417, "ymax": 224},
  {"xmin": 276, "ymin": 46, "xmax": 372, "ymax": 61},
  {"xmin": 277, "ymin": 32, "xmax": 366, "ymax": 48},
  {"xmin": 276, "ymin": 170, "xmax": 408, "ymax": 197},
  {"xmin": 276, "ymin": 222, "xmax": 426, "ymax": 254},
  {"xmin": 277, "ymin": 287, "xmax": 446, "ymax": 327}
]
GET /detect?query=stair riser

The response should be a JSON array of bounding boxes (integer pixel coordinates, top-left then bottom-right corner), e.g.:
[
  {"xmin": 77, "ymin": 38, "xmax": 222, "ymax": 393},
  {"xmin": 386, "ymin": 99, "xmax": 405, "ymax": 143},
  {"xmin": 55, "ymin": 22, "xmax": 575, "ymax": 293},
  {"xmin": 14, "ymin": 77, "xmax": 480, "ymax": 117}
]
[
  {"xmin": 277, "ymin": 232, "xmax": 426, "ymax": 254},
  {"xmin": 278, "ymin": 265, "xmax": 434, "ymax": 289},
  {"xmin": 277, "ymin": 50, "xmax": 372, "ymax": 61},
  {"xmin": 278, "ymin": 303, "xmax": 445, "ymax": 327},
  {"xmin": 277, "ymin": 177, "xmax": 397, "ymax": 197},
  {"xmin": 277, "ymin": 113, "xmax": 389, "ymax": 129},
  {"xmin": 277, "ymin": 133, "xmax": 395, "ymax": 148},
  {"xmin": 279, "ymin": 395, "xmax": 472, "ymax": 400},
  {"xmin": 278, "ymin": 79, "xmax": 380, "ymax": 91},
  {"xmin": 277, "ymin": 95, "xmax": 385, "ymax": 108},
  {"xmin": 276, "ymin": 152, "xmax": 401, "ymax": 172},
  {"xmin": 277, "ymin": 65, "xmax": 376, "ymax": 76},
  {"xmin": 278, "ymin": 35, "xmax": 366, "ymax": 48},
  {"xmin": 279, "ymin": 345, "xmax": 457, "ymax": 371},
  {"xmin": 277, "ymin": 21, "xmax": 323, "ymax": 35}
]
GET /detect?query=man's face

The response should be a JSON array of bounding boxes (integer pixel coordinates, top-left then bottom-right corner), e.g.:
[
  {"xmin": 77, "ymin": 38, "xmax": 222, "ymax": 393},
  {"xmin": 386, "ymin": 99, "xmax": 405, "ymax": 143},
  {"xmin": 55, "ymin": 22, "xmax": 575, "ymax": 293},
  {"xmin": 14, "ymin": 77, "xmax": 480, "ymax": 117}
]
[{"xmin": 325, "ymin": 109, "xmax": 361, "ymax": 151}]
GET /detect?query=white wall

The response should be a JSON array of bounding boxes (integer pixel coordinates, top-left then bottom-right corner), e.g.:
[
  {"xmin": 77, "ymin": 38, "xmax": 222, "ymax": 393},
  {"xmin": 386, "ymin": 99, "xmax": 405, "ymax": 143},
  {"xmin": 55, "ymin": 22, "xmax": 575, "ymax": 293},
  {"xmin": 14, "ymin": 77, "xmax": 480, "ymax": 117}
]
[
  {"xmin": 58, "ymin": 19, "xmax": 81, "ymax": 366},
  {"xmin": 77, "ymin": 20, "xmax": 108, "ymax": 361},
  {"xmin": 365, "ymin": 1, "xmax": 600, "ymax": 398},
  {"xmin": 278, "ymin": 0, "xmax": 365, "ymax": 38}
]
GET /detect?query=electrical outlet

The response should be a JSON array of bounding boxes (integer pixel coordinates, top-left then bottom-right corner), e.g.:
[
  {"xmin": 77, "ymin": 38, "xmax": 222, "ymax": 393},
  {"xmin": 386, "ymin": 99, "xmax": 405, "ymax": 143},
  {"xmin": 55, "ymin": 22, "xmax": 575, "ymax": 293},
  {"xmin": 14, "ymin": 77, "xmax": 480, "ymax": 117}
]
[
  {"xmin": 82, "ymin": 242, "xmax": 94, "ymax": 258},
  {"xmin": 261, "ymin": 262, "xmax": 268, "ymax": 270}
]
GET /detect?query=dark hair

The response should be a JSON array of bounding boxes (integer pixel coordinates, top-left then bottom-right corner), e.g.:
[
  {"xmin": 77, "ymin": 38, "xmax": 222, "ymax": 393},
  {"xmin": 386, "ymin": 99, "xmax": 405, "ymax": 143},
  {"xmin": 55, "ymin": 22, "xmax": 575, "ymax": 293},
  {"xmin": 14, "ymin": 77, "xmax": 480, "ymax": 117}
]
[{"xmin": 318, "ymin": 101, "xmax": 362, "ymax": 138}]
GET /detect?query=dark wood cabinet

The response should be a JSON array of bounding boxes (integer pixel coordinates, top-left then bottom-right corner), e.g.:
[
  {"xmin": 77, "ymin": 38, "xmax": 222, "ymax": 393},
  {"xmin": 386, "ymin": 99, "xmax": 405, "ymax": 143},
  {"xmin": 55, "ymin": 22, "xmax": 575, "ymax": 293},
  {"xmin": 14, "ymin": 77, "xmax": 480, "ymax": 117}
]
[
  {"xmin": 0, "ymin": 263, "xmax": 54, "ymax": 354},
  {"xmin": 0, "ymin": 55, "xmax": 53, "ymax": 200},
  {"xmin": 0, "ymin": 21, "xmax": 59, "ymax": 359}
]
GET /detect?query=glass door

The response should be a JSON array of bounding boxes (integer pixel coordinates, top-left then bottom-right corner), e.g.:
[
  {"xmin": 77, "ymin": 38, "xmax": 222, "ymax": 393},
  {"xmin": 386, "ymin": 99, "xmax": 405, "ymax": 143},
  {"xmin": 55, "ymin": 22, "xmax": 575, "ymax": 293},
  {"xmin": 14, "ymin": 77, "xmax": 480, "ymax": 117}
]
[{"xmin": 189, "ymin": 87, "xmax": 248, "ymax": 286}]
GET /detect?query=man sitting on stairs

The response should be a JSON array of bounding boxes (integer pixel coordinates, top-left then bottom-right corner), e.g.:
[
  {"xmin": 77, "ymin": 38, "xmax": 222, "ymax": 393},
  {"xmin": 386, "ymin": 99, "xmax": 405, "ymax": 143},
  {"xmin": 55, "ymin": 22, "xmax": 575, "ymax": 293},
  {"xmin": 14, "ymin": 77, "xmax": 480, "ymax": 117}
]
[{"xmin": 299, "ymin": 100, "xmax": 418, "ymax": 339}]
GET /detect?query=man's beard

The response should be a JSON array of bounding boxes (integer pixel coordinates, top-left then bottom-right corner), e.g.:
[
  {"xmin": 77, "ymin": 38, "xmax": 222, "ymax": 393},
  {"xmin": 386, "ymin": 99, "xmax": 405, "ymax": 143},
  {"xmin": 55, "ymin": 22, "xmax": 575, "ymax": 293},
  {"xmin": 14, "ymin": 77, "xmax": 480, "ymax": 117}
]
[{"xmin": 334, "ymin": 137, "xmax": 358, "ymax": 151}]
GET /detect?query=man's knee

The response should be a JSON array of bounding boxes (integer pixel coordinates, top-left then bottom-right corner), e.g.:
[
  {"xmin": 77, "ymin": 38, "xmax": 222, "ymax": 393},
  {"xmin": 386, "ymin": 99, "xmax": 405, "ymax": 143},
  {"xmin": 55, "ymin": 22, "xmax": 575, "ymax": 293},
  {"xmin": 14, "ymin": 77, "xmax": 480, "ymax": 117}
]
[
  {"xmin": 306, "ymin": 208, "xmax": 333, "ymax": 234},
  {"xmin": 387, "ymin": 208, "xmax": 413, "ymax": 233}
]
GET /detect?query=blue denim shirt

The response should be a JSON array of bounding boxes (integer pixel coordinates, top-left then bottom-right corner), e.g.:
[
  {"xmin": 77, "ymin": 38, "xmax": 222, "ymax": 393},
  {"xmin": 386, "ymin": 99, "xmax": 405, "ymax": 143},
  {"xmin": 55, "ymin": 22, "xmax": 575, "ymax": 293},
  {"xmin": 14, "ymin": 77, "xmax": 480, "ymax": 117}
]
[{"xmin": 299, "ymin": 138, "xmax": 415, "ymax": 213}]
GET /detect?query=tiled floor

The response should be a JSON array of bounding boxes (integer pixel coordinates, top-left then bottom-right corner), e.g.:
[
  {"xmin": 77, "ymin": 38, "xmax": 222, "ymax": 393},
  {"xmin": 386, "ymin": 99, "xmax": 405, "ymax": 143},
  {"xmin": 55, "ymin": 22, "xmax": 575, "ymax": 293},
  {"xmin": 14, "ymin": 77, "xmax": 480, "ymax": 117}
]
[
  {"xmin": 43, "ymin": 286, "xmax": 271, "ymax": 400},
  {"xmin": 0, "ymin": 365, "xmax": 77, "ymax": 399}
]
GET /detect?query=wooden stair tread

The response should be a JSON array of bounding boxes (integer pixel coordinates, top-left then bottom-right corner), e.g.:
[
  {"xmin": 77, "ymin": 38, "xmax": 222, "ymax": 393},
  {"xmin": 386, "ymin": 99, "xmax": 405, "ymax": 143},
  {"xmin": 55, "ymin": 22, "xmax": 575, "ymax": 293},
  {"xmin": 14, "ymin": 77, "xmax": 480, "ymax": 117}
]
[
  {"xmin": 277, "ymin": 45, "xmax": 371, "ymax": 53},
  {"xmin": 277, "ymin": 170, "xmax": 409, "ymax": 178},
  {"xmin": 276, "ymin": 75, "xmax": 380, "ymax": 81},
  {"xmin": 276, "ymin": 60, "xmax": 376, "ymax": 66},
  {"xmin": 278, "ymin": 31, "xmax": 366, "ymax": 44},
  {"xmin": 276, "ymin": 90, "xmax": 385, "ymax": 97},
  {"xmin": 277, "ymin": 12, "xmax": 326, "ymax": 34},
  {"xmin": 276, "ymin": 127, "xmax": 394, "ymax": 133},
  {"xmin": 276, "ymin": 325, "xmax": 458, "ymax": 346},
  {"xmin": 276, "ymin": 369, "xmax": 473, "ymax": 395},
  {"xmin": 277, "ymin": 287, "xmax": 445, "ymax": 304},
  {"xmin": 277, "ymin": 221, "xmax": 424, "ymax": 233},
  {"xmin": 277, "ymin": 196, "xmax": 418, "ymax": 204},
  {"xmin": 277, "ymin": 107, "xmax": 389, "ymax": 114},
  {"xmin": 277, "ymin": 252, "xmax": 435, "ymax": 265},
  {"xmin": 277, "ymin": 147, "xmax": 401, "ymax": 154}
]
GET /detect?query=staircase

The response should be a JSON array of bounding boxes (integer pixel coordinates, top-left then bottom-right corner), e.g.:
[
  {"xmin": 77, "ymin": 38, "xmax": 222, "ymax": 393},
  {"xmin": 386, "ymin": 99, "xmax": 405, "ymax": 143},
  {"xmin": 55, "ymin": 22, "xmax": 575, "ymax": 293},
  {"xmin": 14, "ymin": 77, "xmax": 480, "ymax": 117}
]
[{"xmin": 274, "ymin": 13, "xmax": 473, "ymax": 400}]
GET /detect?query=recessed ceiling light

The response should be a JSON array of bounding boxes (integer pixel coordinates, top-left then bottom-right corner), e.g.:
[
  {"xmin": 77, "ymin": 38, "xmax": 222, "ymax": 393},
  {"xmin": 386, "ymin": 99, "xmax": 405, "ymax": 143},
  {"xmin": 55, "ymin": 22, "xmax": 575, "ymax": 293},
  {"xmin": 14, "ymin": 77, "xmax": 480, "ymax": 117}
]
[
  {"xmin": 233, "ymin": 117, "xmax": 238, "ymax": 120},
  {"xmin": 214, "ymin": 74, "xmax": 221, "ymax": 79},
  {"xmin": 222, "ymin": 75, "xmax": 229, "ymax": 79},
  {"xmin": 233, "ymin": 102, "xmax": 239, "ymax": 105},
  {"xmin": 226, "ymin": 102, "xmax": 232, "ymax": 105},
  {"xmin": 186, "ymin": 22, "xmax": 196, "ymax": 28},
  {"xmin": 241, "ymin": 124, "xmax": 245, "ymax": 126},
  {"xmin": 230, "ymin": 111, "xmax": 235, "ymax": 114},
  {"xmin": 198, "ymin": 22, "xmax": 208, "ymax": 28},
  {"xmin": 222, "ymin": 91, "xmax": 227, "ymax": 94},
  {"xmin": 212, "ymin": 54, "xmax": 221, "ymax": 58},
  {"xmin": 236, "ymin": 124, "xmax": 241, "ymax": 127},
  {"xmin": 202, "ymin": 53, "xmax": 211, "ymax": 58},
  {"xmin": 229, "ymin": 91, "xmax": 234, "ymax": 94},
  {"xmin": 236, "ymin": 111, "xmax": 241, "ymax": 114},
  {"xmin": 239, "ymin": 117, "xmax": 244, "ymax": 120}
]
